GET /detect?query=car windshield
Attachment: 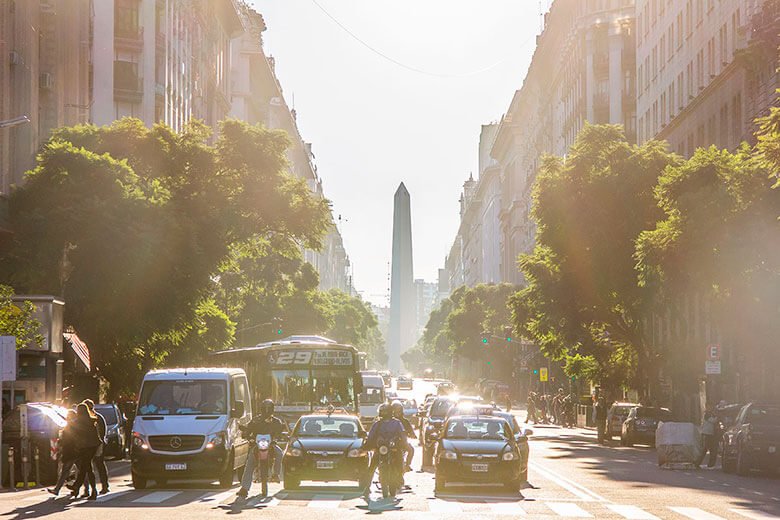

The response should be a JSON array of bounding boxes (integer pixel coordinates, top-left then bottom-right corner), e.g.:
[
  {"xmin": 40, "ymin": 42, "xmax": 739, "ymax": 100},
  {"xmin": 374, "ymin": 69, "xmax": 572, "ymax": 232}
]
[
  {"xmin": 94, "ymin": 405, "xmax": 118, "ymax": 425},
  {"xmin": 747, "ymin": 406, "xmax": 780, "ymax": 425},
  {"xmin": 138, "ymin": 380, "xmax": 227, "ymax": 416},
  {"xmin": 493, "ymin": 413, "xmax": 520, "ymax": 433},
  {"xmin": 636, "ymin": 407, "xmax": 672, "ymax": 420},
  {"xmin": 404, "ymin": 399, "xmax": 416, "ymax": 409},
  {"xmin": 430, "ymin": 399, "xmax": 454, "ymax": 418},
  {"xmin": 296, "ymin": 416, "xmax": 359, "ymax": 438},
  {"xmin": 445, "ymin": 418, "xmax": 509, "ymax": 440},
  {"xmin": 613, "ymin": 406, "xmax": 633, "ymax": 415}
]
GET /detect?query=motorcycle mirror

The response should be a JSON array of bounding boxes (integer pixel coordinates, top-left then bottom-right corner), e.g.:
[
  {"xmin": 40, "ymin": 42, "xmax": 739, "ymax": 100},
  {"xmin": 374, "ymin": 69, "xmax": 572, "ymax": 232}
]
[{"xmin": 231, "ymin": 400, "xmax": 245, "ymax": 418}]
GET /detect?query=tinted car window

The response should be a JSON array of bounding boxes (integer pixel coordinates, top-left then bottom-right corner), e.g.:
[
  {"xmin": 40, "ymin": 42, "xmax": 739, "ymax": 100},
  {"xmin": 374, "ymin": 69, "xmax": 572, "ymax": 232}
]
[
  {"xmin": 748, "ymin": 406, "xmax": 780, "ymax": 425},
  {"xmin": 297, "ymin": 417, "xmax": 359, "ymax": 438},
  {"xmin": 612, "ymin": 406, "xmax": 633, "ymax": 416},
  {"xmin": 430, "ymin": 399, "xmax": 454, "ymax": 418},
  {"xmin": 446, "ymin": 418, "xmax": 510, "ymax": 440},
  {"xmin": 94, "ymin": 405, "xmax": 118, "ymax": 425},
  {"xmin": 636, "ymin": 407, "xmax": 672, "ymax": 420}
]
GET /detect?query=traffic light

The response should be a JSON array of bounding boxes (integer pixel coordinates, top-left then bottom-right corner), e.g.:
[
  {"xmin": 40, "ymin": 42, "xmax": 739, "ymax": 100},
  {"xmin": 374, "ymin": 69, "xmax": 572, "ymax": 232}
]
[
  {"xmin": 533, "ymin": 368, "xmax": 539, "ymax": 375},
  {"xmin": 481, "ymin": 331, "xmax": 490, "ymax": 345},
  {"xmin": 277, "ymin": 328, "xmax": 283, "ymax": 335},
  {"xmin": 503, "ymin": 326, "xmax": 513, "ymax": 343}
]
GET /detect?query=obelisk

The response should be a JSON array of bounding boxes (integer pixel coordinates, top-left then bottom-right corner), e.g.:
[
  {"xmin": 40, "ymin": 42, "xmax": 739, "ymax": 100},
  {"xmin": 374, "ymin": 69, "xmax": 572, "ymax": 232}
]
[{"xmin": 389, "ymin": 183, "xmax": 414, "ymax": 374}]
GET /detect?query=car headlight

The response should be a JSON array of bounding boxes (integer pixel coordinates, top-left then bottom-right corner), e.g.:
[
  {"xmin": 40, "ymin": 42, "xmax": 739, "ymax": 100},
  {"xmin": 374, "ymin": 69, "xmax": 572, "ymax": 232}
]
[
  {"xmin": 206, "ymin": 431, "xmax": 227, "ymax": 449},
  {"xmin": 287, "ymin": 447, "xmax": 303, "ymax": 457},
  {"xmin": 443, "ymin": 451, "xmax": 457, "ymax": 460},
  {"xmin": 347, "ymin": 448, "xmax": 366, "ymax": 458},
  {"xmin": 502, "ymin": 452, "xmax": 515, "ymax": 461},
  {"xmin": 132, "ymin": 432, "xmax": 148, "ymax": 450}
]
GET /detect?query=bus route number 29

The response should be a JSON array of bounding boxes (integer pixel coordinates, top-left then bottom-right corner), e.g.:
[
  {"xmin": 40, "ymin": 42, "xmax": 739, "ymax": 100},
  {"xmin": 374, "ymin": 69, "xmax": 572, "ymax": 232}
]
[{"xmin": 272, "ymin": 351, "xmax": 312, "ymax": 365}]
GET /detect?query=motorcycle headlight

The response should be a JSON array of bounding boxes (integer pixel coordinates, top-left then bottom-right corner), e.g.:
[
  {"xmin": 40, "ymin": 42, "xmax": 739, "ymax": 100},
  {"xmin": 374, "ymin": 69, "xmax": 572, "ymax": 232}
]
[
  {"xmin": 132, "ymin": 432, "xmax": 148, "ymax": 450},
  {"xmin": 378, "ymin": 445, "xmax": 389, "ymax": 455},
  {"xmin": 443, "ymin": 451, "xmax": 457, "ymax": 460},
  {"xmin": 287, "ymin": 447, "xmax": 303, "ymax": 457},
  {"xmin": 347, "ymin": 448, "xmax": 366, "ymax": 458},
  {"xmin": 502, "ymin": 452, "xmax": 515, "ymax": 461},
  {"xmin": 206, "ymin": 431, "xmax": 227, "ymax": 449}
]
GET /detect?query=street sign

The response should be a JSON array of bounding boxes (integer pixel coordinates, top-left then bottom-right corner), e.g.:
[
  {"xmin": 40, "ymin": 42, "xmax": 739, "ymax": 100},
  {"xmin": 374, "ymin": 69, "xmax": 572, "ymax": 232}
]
[
  {"xmin": 540, "ymin": 367, "xmax": 548, "ymax": 382},
  {"xmin": 705, "ymin": 360, "xmax": 721, "ymax": 375},
  {"xmin": 0, "ymin": 336, "xmax": 16, "ymax": 381},
  {"xmin": 706, "ymin": 344, "xmax": 721, "ymax": 361}
]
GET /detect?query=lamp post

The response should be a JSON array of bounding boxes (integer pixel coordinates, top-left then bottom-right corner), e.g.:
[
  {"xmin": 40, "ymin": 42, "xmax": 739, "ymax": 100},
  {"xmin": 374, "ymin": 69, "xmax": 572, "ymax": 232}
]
[{"xmin": 0, "ymin": 116, "xmax": 30, "ymax": 129}]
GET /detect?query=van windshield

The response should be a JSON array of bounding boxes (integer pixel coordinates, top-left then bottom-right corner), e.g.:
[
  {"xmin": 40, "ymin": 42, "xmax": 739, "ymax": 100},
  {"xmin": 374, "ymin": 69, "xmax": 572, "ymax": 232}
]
[{"xmin": 138, "ymin": 380, "xmax": 227, "ymax": 416}]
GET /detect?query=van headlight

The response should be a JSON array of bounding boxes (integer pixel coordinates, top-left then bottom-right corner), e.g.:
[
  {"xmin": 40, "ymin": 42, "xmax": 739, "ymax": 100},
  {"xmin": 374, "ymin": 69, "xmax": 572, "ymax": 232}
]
[
  {"xmin": 502, "ymin": 452, "xmax": 515, "ymax": 461},
  {"xmin": 443, "ymin": 451, "xmax": 457, "ymax": 460},
  {"xmin": 347, "ymin": 449, "xmax": 366, "ymax": 458},
  {"xmin": 287, "ymin": 447, "xmax": 303, "ymax": 457},
  {"xmin": 206, "ymin": 431, "xmax": 227, "ymax": 449},
  {"xmin": 132, "ymin": 432, "xmax": 148, "ymax": 450}
]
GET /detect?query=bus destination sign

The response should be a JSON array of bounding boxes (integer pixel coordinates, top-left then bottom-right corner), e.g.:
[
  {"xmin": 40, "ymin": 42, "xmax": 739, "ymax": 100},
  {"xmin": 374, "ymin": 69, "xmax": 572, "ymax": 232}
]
[{"xmin": 268, "ymin": 349, "xmax": 353, "ymax": 366}]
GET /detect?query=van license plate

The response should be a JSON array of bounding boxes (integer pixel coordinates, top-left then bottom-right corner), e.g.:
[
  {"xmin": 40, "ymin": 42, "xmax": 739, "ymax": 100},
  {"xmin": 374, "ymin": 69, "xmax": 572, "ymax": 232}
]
[
  {"xmin": 165, "ymin": 463, "xmax": 187, "ymax": 471},
  {"xmin": 471, "ymin": 463, "xmax": 489, "ymax": 472},
  {"xmin": 316, "ymin": 460, "xmax": 334, "ymax": 469},
  {"xmin": 769, "ymin": 446, "xmax": 776, "ymax": 454}
]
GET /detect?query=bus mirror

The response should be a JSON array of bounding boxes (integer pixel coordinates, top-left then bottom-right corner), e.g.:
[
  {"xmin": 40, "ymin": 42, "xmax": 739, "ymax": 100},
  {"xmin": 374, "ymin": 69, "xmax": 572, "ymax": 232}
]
[{"xmin": 231, "ymin": 401, "xmax": 245, "ymax": 418}]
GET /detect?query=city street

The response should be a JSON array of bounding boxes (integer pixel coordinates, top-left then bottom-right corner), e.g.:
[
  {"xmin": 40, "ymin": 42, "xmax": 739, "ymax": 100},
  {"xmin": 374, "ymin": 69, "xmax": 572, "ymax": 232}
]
[{"xmin": 1, "ymin": 379, "xmax": 777, "ymax": 519}]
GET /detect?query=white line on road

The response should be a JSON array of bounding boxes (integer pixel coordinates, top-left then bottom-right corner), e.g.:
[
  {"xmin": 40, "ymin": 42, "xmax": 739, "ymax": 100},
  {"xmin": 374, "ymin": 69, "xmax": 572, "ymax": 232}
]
[
  {"xmin": 530, "ymin": 462, "xmax": 607, "ymax": 502},
  {"xmin": 197, "ymin": 489, "xmax": 237, "ymax": 503},
  {"xmin": 668, "ymin": 506, "xmax": 727, "ymax": 520},
  {"xmin": 546, "ymin": 502, "xmax": 594, "ymax": 517},
  {"xmin": 607, "ymin": 504, "xmax": 661, "ymax": 519},
  {"xmin": 96, "ymin": 490, "xmax": 131, "ymax": 502},
  {"xmin": 428, "ymin": 498, "xmax": 463, "ymax": 513},
  {"xmin": 132, "ymin": 491, "xmax": 181, "ymax": 504},
  {"xmin": 489, "ymin": 501, "xmax": 528, "ymax": 516},
  {"xmin": 307, "ymin": 494, "xmax": 343, "ymax": 508},
  {"xmin": 730, "ymin": 509, "xmax": 780, "ymax": 520}
]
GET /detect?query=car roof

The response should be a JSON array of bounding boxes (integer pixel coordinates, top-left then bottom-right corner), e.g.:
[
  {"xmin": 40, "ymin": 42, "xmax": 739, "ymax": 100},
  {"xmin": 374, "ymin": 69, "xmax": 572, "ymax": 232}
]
[
  {"xmin": 298, "ymin": 414, "xmax": 359, "ymax": 422},
  {"xmin": 143, "ymin": 368, "xmax": 245, "ymax": 380},
  {"xmin": 447, "ymin": 414, "xmax": 507, "ymax": 423},
  {"xmin": 612, "ymin": 402, "xmax": 638, "ymax": 407}
]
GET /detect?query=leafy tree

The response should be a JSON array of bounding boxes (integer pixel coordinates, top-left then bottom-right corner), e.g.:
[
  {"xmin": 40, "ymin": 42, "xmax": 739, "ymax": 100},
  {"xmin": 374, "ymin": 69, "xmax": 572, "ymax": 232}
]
[{"xmin": 0, "ymin": 284, "xmax": 43, "ymax": 350}]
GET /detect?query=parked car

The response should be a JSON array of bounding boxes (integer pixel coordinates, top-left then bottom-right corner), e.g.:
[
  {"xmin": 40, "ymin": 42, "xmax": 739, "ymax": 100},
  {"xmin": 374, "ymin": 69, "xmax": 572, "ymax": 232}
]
[
  {"xmin": 94, "ymin": 403, "xmax": 127, "ymax": 460},
  {"xmin": 1, "ymin": 403, "xmax": 69, "ymax": 485},
  {"xmin": 432, "ymin": 415, "xmax": 525, "ymax": 492},
  {"xmin": 283, "ymin": 413, "xmax": 370, "ymax": 490},
  {"xmin": 396, "ymin": 376, "xmax": 413, "ymax": 391},
  {"xmin": 607, "ymin": 402, "xmax": 639, "ymax": 440},
  {"xmin": 721, "ymin": 402, "xmax": 780, "ymax": 476},
  {"xmin": 620, "ymin": 406, "xmax": 672, "ymax": 447}
]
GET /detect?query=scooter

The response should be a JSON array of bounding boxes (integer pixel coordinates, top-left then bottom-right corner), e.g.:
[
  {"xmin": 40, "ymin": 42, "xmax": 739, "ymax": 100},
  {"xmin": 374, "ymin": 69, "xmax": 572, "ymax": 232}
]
[{"xmin": 376, "ymin": 440, "xmax": 404, "ymax": 499}]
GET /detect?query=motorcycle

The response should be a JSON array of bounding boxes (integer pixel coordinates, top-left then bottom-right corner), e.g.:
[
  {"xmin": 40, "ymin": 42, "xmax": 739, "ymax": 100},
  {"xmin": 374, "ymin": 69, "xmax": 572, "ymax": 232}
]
[
  {"xmin": 376, "ymin": 440, "xmax": 404, "ymax": 498},
  {"xmin": 252, "ymin": 434, "xmax": 273, "ymax": 497}
]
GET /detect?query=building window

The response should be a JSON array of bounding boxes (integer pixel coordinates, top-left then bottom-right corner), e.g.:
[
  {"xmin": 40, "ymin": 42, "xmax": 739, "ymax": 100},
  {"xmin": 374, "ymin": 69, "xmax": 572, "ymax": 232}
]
[
  {"xmin": 677, "ymin": 12, "xmax": 683, "ymax": 49},
  {"xmin": 115, "ymin": 0, "xmax": 140, "ymax": 39},
  {"xmin": 733, "ymin": 92, "xmax": 742, "ymax": 142}
]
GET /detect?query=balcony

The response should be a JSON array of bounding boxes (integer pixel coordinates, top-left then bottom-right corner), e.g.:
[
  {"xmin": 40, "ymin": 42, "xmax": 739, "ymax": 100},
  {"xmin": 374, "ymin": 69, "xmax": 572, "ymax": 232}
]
[
  {"xmin": 115, "ymin": 24, "xmax": 144, "ymax": 52},
  {"xmin": 114, "ymin": 61, "xmax": 143, "ymax": 103}
]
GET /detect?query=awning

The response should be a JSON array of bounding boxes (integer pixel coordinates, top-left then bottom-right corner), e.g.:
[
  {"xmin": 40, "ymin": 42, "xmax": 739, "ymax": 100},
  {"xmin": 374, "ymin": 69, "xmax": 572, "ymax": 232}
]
[{"xmin": 63, "ymin": 332, "xmax": 91, "ymax": 371}]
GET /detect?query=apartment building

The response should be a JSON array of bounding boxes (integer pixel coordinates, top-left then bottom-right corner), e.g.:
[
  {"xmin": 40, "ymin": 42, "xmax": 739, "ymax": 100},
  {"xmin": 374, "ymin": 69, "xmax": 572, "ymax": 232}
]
[{"xmin": 636, "ymin": 0, "xmax": 778, "ymax": 155}]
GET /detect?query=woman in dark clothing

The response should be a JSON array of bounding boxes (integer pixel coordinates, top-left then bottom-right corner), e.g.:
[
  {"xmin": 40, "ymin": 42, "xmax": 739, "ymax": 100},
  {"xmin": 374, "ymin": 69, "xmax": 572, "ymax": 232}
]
[
  {"xmin": 47, "ymin": 410, "xmax": 78, "ymax": 496},
  {"xmin": 71, "ymin": 403, "xmax": 101, "ymax": 500}
]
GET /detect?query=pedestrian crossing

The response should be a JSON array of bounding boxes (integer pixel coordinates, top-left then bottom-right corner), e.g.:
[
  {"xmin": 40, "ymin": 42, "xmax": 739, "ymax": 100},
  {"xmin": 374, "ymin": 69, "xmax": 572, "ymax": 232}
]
[{"xmin": 14, "ymin": 487, "xmax": 780, "ymax": 519}]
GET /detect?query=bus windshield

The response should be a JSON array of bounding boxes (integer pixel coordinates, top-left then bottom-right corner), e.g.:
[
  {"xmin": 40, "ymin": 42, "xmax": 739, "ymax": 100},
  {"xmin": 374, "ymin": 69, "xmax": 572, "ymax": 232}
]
[
  {"xmin": 312, "ymin": 369, "xmax": 355, "ymax": 409},
  {"xmin": 269, "ymin": 368, "xmax": 356, "ymax": 410}
]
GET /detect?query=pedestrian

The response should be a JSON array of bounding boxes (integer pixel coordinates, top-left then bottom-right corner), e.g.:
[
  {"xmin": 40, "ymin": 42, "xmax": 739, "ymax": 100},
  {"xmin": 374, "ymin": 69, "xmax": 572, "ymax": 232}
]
[
  {"xmin": 82, "ymin": 399, "xmax": 110, "ymax": 493},
  {"xmin": 71, "ymin": 403, "xmax": 101, "ymax": 500},
  {"xmin": 527, "ymin": 392, "xmax": 537, "ymax": 424},
  {"xmin": 595, "ymin": 397, "xmax": 608, "ymax": 444},
  {"xmin": 47, "ymin": 410, "xmax": 78, "ymax": 496},
  {"xmin": 697, "ymin": 409, "xmax": 719, "ymax": 468}
]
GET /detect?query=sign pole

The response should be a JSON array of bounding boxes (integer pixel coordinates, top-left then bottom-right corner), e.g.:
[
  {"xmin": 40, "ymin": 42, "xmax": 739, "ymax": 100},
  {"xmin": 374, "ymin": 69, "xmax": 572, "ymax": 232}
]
[{"xmin": 1, "ymin": 336, "xmax": 18, "ymax": 489}]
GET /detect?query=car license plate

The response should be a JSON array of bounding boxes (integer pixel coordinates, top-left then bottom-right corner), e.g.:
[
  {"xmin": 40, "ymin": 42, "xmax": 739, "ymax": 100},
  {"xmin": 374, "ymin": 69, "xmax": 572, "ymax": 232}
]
[
  {"xmin": 471, "ymin": 463, "xmax": 489, "ymax": 472},
  {"xmin": 769, "ymin": 446, "xmax": 776, "ymax": 454},
  {"xmin": 316, "ymin": 460, "xmax": 334, "ymax": 469},
  {"xmin": 165, "ymin": 463, "xmax": 187, "ymax": 471}
]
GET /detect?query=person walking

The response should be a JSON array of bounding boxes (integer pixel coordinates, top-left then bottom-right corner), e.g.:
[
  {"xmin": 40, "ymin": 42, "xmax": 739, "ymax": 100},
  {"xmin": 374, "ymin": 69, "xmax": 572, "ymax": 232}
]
[
  {"xmin": 697, "ymin": 409, "xmax": 719, "ymax": 468},
  {"xmin": 526, "ymin": 393, "xmax": 538, "ymax": 424},
  {"xmin": 595, "ymin": 397, "xmax": 608, "ymax": 445},
  {"xmin": 71, "ymin": 403, "xmax": 101, "ymax": 500},
  {"xmin": 81, "ymin": 399, "xmax": 110, "ymax": 493},
  {"xmin": 47, "ymin": 410, "xmax": 78, "ymax": 496}
]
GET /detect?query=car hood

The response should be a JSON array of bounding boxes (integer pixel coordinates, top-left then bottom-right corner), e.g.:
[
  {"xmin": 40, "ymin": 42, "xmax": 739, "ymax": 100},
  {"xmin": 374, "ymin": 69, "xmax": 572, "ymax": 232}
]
[
  {"xmin": 133, "ymin": 415, "xmax": 228, "ymax": 437},
  {"xmin": 442, "ymin": 439, "xmax": 509, "ymax": 455},
  {"xmin": 292, "ymin": 437, "xmax": 363, "ymax": 453}
]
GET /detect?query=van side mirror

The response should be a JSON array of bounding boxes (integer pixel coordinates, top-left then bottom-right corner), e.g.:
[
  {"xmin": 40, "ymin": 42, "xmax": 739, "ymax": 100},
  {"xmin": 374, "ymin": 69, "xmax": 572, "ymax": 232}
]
[
  {"xmin": 231, "ymin": 401, "xmax": 245, "ymax": 418},
  {"xmin": 358, "ymin": 430, "xmax": 367, "ymax": 438}
]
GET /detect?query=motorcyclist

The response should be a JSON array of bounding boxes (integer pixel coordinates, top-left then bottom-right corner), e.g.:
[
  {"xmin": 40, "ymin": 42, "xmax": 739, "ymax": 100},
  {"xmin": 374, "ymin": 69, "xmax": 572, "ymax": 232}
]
[
  {"xmin": 362, "ymin": 403, "xmax": 407, "ymax": 498},
  {"xmin": 390, "ymin": 401, "xmax": 416, "ymax": 472},
  {"xmin": 236, "ymin": 399, "xmax": 286, "ymax": 499}
]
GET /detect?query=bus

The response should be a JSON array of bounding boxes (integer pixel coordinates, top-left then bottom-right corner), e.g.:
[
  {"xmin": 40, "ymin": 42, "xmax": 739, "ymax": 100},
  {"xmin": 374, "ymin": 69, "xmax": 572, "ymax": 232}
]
[{"xmin": 212, "ymin": 336, "xmax": 363, "ymax": 427}]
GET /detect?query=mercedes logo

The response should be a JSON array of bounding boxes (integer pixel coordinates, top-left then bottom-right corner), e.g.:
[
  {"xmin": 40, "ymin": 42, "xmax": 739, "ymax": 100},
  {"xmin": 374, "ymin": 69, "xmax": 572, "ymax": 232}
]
[{"xmin": 170, "ymin": 436, "xmax": 182, "ymax": 449}]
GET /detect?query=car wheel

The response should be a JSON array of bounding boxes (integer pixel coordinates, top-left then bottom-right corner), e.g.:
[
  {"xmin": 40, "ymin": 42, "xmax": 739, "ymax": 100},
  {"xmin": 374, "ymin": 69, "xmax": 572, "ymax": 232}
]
[
  {"xmin": 736, "ymin": 446, "xmax": 751, "ymax": 476},
  {"xmin": 132, "ymin": 470, "xmax": 147, "ymax": 490},
  {"xmin": 219, "ymin": 451, "xmax": 235, "ymax": 488},
  {"xmin": 283, "ymin": 471, "xmax": 300, "ymax": 490},
  {"xmin": 722, "ymin": 449, "xmax": 736, "ymax": 473},
  {"xmin": 434, "ymin": 473, "xmax": 446, "ymax": 492}
]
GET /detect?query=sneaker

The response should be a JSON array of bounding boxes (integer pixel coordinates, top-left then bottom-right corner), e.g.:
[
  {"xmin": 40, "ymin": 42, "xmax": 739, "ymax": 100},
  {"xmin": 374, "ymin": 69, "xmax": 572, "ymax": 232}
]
[
  {"xmin": 236, "ymin": 489, "xmax": 248, "ymax": 499},
  {"xmin": 47, "ymin": 488, "xmax": 59, "ymax": 496},
  {"xmin": 87, "ymin": 495, "xmax": 97, "ymax": 501},
  {"xmin": 99, "ymin": 488, "xmax": 109, "ymax": 495}
]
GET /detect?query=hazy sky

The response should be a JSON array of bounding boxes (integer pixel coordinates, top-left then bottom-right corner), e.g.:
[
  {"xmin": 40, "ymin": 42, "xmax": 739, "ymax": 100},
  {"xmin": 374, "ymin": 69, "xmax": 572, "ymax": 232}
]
[{"xmin": 251, "ymin": 0, "xmax": 546, "ymax": 306}]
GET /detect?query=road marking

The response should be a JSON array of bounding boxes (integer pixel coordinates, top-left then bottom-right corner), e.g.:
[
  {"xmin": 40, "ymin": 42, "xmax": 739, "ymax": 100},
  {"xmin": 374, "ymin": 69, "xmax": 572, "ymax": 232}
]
[
  {"xmin": 248, "ymin": 496, "xmax": 280, "ymax": 508},
  {"xmin": 197, "ymin": 489, "xmax": 237, "ymax": 503},
  {"xmin": 96, "ymin": 490, "xmax": 131, "ymax": 502},
  {"xmin": 730, "ymin": 509, "xmax": 780, "ymax": 520},
  {"xmin": 546, "ymin": 502, "xmax": 594, "ymax": 517},
  {"xmin": 132, "ymin": 491, "xmax": 181, "ymax": 504},
  {"xmin": 530, "ymin": 462, "xmax": 606, "ymax": 502},
  {"xmin": 489, "ymin": 501, "xmax": 528, "ymax": 515},
  {"xmin": 428, "ymin": 498, "xmax": 463, "ymax": 513},
  {"xmin": 307, "ymin": 494, "xmax": 342, "ymax": 508},
  {"xmin": 668, "ymin": 507, "xmax": 726, "ymax": 520},
  {"xmin": 607, "ymin": 504, "xmax": 661, "ymax": 519}
]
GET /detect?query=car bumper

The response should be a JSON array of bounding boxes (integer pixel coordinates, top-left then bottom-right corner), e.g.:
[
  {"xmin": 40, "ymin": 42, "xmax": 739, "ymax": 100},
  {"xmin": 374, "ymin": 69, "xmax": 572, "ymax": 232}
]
[
  {"xmin": 131, "ymin": 446, "xmax": 231, "ymax": 480},
  {"xmin": 283, "ymin": 455, "xmax": 369, "ymax": 481},
  {"xmin": 629, "ymin": 430, "xmax": 656, "ymax": 444},
  {"xmin": 436, "ymin": 459, "xmax": 521, "ymax": 483}
]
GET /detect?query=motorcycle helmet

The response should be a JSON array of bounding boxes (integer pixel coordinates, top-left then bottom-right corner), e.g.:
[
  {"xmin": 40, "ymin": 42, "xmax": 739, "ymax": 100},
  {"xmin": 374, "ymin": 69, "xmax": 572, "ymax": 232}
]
[
  {"xmin": 260, "ymin": 398, "xmax": 275, "ymax": 417},
  {"xmin": 378, "ymin": 403, "xmax": 391, "ymax": 419},
  {"xmin": 390, "ymin": 401, "xmax": 404, "ymax": 419}
]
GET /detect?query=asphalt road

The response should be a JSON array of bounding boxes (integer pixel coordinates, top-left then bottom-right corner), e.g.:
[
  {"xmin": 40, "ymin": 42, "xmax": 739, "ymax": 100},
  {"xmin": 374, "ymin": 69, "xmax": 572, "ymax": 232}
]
[{"xmin": 1, "ymin": 378, "xmax": 777, "ymax": 519}]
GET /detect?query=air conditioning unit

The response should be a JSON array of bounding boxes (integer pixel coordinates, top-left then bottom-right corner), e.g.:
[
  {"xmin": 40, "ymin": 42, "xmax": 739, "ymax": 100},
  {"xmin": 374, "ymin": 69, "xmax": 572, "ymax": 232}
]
[
  {"xmin": 9, "ymin": 51, "xmax": 23, "ymax": 66},
  {"xmin": 39, "ymin": 72, "xmax": 54, "ymax": 90}
]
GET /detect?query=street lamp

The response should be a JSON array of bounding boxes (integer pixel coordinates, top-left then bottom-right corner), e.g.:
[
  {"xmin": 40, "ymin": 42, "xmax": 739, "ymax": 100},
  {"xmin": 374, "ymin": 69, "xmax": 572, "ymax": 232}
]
[{"xmin": 0, "ymin": 116, "xmax": 30, "ymax": 129}]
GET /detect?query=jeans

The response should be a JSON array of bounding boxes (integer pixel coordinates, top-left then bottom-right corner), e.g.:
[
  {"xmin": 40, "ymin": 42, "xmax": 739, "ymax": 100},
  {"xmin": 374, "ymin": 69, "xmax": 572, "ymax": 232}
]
[
  {"xmin": 79, "ymin": 444, "xmax": 108, "ymax": 491},
  {"xmin": 241, "ymin": 445, "xmax": 281, "ymax": 493},
  {"xmin": 697, "ymin": 434, "xmax": 718, "ymax": 467},
  {"xmin": 74, "ymin": 447, "xmax": 98, "ymax": 497},
  {"xmin": 52, "ymin": 459, "xmax": 76, "ymax": 494}
]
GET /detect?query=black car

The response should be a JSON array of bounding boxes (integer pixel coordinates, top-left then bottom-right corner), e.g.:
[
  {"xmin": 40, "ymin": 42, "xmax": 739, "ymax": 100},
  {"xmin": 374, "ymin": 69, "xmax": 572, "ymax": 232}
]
[
  {"xmin": 2, "ymin": 403, "xmax": 69, "ymax": 485},
  {"xmin": 490, "ymin": 410, "xmax": 532, "ymax": 483},
  {"xmin": 621, "ymin": 406, "xmax": 672, "ymax": 447},
  {"xmin": 432, "ymin": 415, "xmax": 525, "ymax": 492},
  {"xmin": 421, "ymin": 397, "xmax": 456, "ymax": 466},
  {"xmin": 283, "ymin": 413, "xmax": 370, "ymax": 489},
  {"xmin": 94, "ymin": 403, "xmax": 127, "ymax": 460},
  {"xmin": 722, "ymin": 402, "xmax": 780, "ymax": 476}
]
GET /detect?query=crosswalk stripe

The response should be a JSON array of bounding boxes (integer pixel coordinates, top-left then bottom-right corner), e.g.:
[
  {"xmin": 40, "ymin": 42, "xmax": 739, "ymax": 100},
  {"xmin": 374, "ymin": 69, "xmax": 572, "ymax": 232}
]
[
  {"xmin": 730, "ymin": 509, "xmax": 780, "ymax": 520},
  {"xmin": 96, "ymin": 490, "xmax": 131, "ymax": 503},
  {"xmin": 669, "ymin": 507, "xmax": 727, "ymax": 520},
  {"xmin": 607, "ymin": 504, "xmax": 661, "ymax": 519},
  {"xmin": 428, "ymin": 498, "xmax": 463, "ymax": 513},
  {"xmin": 546, "ymin": 502, "xmax": 594, "ymax": 518},
  {"xmin": 132, "ymin": 491, "xmax": 181, "ymax": 504},
  {"xmin": 489, "ymin": 501, "xmax": 528, "ymax": 516},
  {"xmin": 307, "ymin": 494, "xmax": 342, "ymax": 508},
  {"xmin": 197, "ymin": 490, "xmax": 237, "ymax": 504}
]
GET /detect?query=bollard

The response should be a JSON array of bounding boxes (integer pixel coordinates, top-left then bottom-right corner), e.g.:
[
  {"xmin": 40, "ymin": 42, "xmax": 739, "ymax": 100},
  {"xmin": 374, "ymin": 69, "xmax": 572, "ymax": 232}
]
[
  {"xmin": 34, "ymin": 447, "xmax": 40, "ymax": 488},
  {"xmin": 8, "ymin": 447, "xmax": 15, "ymax": 491}
]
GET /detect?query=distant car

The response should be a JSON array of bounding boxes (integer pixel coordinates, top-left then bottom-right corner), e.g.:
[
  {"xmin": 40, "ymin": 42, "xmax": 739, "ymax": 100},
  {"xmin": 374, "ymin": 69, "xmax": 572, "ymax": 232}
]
[
  {"xmin": 283, "ymin": 413, "xmax": 370, "ymax": 490},
  {"xmin": 418, "ymin": 395, "xmax": 436, "ymax": 429},
  {"xmin": 721, "ymin": 402, "xmax": 780, "ymax": 476},
  {"xmin": 379, "ymin": 371, "xmax": 392, "ymax": 388},
  {"xmin": 2, "ymin": 403, "xmax": 69, "ymax": 485},
  {"xmin": 621, "ymin": 406, "xmax": 672, "ymax": 447},
  {"xmin": 401, "ymin": 399, "xmax": 418, "ymax": 422},
  {"xmin": 436, "ymin": 382, "xmax": 456, "ymax": 396},
  {"xmin": 446, "ymin": 403, "xmax": 495, "ymax": 420},
  {"xmin": 385, "ymin": 390, "xmax": 398, "ymax": 401},
  {"xmin": 607, "ymin": 402, "xmax": 638, "ymax": 440},
  {"xmin": 94, "ymin": 403, "xmax": 127, "ymax": 460},
  {"xmin": 421, "ymin": 397, "xmax": 457, "ymax": 466},
  {"xmin": 396, "ymin": 377, "xmax": 413, "ymax": 390},
  {"xmin": 432, "ymin": 415, "xmax": 525, "ymax": 492}
]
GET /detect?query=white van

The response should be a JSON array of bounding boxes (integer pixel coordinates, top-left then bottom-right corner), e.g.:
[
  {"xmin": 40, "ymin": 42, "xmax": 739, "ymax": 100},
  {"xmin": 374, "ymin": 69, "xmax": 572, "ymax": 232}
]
[
  {"xmin": 130, "ymin": 368, "xmax": 251, "ymax": 489},
  {"xmin": 359, "ymin": 372, "xmax": 386, "ymax": 429}
]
